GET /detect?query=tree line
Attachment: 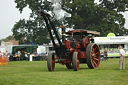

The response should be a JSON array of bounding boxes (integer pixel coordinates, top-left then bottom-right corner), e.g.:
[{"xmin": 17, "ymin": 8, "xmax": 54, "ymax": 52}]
[
  {"xmin": 12, "ymin": 0, "xmax": 128, "ymax": 45},
  {"xmin": 0, "ymin": 35, "xmax": 15, "ymax": 44}
]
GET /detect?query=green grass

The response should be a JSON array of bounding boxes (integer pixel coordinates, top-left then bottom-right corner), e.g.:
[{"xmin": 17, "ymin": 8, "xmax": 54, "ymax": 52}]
[{"xmin": 0, "ymin": 58, "xmax": 128, "ymax": 85}]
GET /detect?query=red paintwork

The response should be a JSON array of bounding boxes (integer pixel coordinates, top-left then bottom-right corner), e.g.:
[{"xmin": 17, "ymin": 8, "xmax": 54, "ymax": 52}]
[
  {"xmin": 79, "ymin": 52, "xmax": 86, "ymax": 58},
  {"xmin": 70, "ymin": 48, "xmax": 74, "ymax": 53},
  {"xmin": 63, "ymin": 37, "xmax": 88, "ymax": 63},
  {"xmin": 83, "ymin": 37, "xmax": 90, "ymax": 48},
  {"xmin": 65, "ymin": 40, "xmax": 71, "ymax": 49},
  {"xmin": 76, "ymin": 42, "xmax": 81, "ymax": 49},
  {"xmin": 51, "ymin": 55, "xmax": 55, "ymax": 71},
  {"xmin": 53, "ymin": 29, "xmax": 100, "ymax": 69}
]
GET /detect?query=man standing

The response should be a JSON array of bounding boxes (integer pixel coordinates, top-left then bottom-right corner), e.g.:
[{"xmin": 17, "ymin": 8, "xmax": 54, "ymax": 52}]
[{"xmin": 119, "ymin": 46, "xmax": 125, "ymax": 70}]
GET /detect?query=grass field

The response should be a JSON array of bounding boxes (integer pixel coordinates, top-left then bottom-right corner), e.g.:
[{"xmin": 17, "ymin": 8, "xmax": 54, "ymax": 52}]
[{"xmin": 0, "ymin": 58, "xmax": 128, "ymax": 85}]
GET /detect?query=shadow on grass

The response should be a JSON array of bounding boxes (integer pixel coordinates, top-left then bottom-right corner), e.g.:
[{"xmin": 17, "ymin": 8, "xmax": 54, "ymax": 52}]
[{"xmin": 42, "ymin": 66, "xmax": 90, "ymax": 72}]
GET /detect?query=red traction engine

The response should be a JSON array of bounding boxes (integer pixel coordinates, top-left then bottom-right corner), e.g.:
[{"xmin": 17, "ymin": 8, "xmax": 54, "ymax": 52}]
[{"xmin": 38, "ymin": 10, "xmax": 100, "ymax": 71}]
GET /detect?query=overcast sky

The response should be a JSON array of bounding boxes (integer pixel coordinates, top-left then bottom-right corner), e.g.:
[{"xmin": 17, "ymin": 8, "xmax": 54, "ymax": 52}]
[
  {"xmin": 0, "ymin": 0, "xmax": 128, "ymax": 40},
  {"xmin": 0, "ymin": 0, "xmax": 31, "ymax": 39}
]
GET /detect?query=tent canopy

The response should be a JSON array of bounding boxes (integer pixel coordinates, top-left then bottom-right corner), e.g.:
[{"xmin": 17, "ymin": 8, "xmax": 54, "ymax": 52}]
[{"xmin": 12, "ymin": 45, "xmax": 38, "ymax": 55}]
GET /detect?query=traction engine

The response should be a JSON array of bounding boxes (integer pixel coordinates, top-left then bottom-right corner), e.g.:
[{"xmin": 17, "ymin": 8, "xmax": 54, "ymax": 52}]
[{"xmin": 38, "ymin": 10, "xmax": 100, "ymax": 71}]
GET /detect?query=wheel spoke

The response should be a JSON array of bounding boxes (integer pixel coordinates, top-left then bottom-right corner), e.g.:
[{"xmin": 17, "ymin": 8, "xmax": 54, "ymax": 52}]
[
  {"xmin": 94, "ymin": 46, "xmax": 98, "ymax": 50},
  {"xmin": 95, "ymin": 52, "xmax": 99, "ymax": 55},
  {"xmin": 93, "ymin": 57, "xmax": 99, "ymax": 61},
  {"xmin": 92, "ymin": 45, "xmax": 100, "ymax": 67},
  {"xmin": 93, "ymin": 61, "xmax": 97, "ymax": 67}
]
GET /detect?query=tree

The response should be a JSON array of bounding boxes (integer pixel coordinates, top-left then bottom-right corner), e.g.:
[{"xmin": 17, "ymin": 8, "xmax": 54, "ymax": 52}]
[
  {"xmin": 12, "ymin": 19, "xmax": 50, "ymax": 44},
  {"xmin": 61, "ymin": 0, "xmax": 128, "ymax": 36},
  {"xmin": 14, "ymin": 0, "xmax": 128, "ymax": 39},
  {"xmin": 13, "ymin": 0, "xmax": 54, "ymax": 44},
  {"xmin": 0, "ymin": 35, "xmax": 15, "ymax": 44}
]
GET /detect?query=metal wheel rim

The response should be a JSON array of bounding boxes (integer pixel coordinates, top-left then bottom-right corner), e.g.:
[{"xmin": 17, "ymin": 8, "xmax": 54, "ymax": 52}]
[
  {"xmin": 73, "ymin": 52, "xmax": 79, "ymax": 71},
  {"xmin": 91, "ymin": 44, "xmax": 100, "ymax": 68},
  {"xmin": 51, "ymin": 55, "xmax": 55, "ymax": 70},
  {"xmin": 47, "ymin": 53, "xmax": 55, "ymax": 71}
]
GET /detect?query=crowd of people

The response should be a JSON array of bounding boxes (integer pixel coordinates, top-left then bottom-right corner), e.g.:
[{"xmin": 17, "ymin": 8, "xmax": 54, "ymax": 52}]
[
  {"xmin": 14, "ymin": 50, "xmax": 29, "ymax": 61},
  {"xmin": 0, "ymin": 49, "xmax": 47, "ymax": 61},
  {"xmin": 100, "ymin": 49, "xmax": 108, "ymax": 61},
  {"xmin": 12, "ymin": 50, "xmax": 47, "ymax": 61},
  {"xmin": 0, "ymin": 51, "xmax": 9, "ymax": 57}
]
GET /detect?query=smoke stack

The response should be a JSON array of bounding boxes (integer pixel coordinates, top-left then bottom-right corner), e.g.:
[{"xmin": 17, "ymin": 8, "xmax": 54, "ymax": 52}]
[{"xmin": 60, "ymin": 25, "xmax": 66, "ymax": 43}]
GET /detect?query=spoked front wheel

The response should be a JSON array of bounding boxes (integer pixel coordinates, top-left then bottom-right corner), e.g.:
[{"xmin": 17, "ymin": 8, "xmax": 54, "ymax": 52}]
[
  {"xmin": 47, "ymin": 53, "xmax": 55, "ymax": 71},
  {"xmin": 73, "ymin": 52, "xmax": 79, "ymax": 71}
]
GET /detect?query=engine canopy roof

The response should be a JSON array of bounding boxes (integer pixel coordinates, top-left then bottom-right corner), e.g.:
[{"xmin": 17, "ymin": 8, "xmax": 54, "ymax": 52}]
[{"xmin": 66, "ymin": 29, "xmax": 100, "ymax": 35}]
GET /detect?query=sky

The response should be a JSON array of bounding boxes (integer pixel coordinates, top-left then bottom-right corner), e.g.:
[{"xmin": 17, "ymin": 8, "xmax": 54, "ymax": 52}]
[
  {"xmin": 0, "ymin": 0, "xmax": 128, "ymax": 40},
  {"xmin": 0, "ymin": 0, "xmax": 31, "ymax": 39}
]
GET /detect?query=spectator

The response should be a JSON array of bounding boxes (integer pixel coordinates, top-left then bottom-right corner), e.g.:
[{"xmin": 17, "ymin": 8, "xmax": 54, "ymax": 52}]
[
  {"xmin": 0, "ymin": 51, "xmax": 2, "ymax": 57},
  {"xmin": 17, "ymin": 50, "xmax": 21, "ymax": 57},
  {"xmin": 21, "ymin": 50, "xmax": 25, "ymax": 61},
  {"xmin": 104, "ymin": 49, "xmax": 108, "ymax": 60},
  {"xmin": 33, "ymin": 51, "xmax": 38, "ymax": 56},
  {"xmin": 100, "ymin": 51, "xmax": 104, "ymax": 61},
  {"xmin": 5, "ymin": 51, "xmax": 9, "ymax": 56},
  {"xmin": 26, "ymin": 52, "xmax": 30, "ymax": 61},
  {"xmin": 8, "ymin": 53, "xmax": 13, "ymax": 61},
  {"xmin": 119, "ymin": 46, "xmax": 125, "ymax": 70},
  {"xmin": 17, "ymin": 50, "xmax": 21, "ymax": 61},
  {"xmin": 33, "ymin": 51, "xmax": 38, "ymax": 60}
]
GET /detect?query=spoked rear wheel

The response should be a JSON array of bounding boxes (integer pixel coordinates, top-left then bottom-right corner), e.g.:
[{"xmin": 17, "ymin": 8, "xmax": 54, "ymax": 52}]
[
  {"xmin": 73, "ymin": 52, "xmax": 79, "ymax": 71},
  {"xmin": 86, "ymin": 43, "xmax": 100, "ymax": 69},
  {"xmin": 47, "ymin": 53, "xmax": 55, "ymax": 71}
]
